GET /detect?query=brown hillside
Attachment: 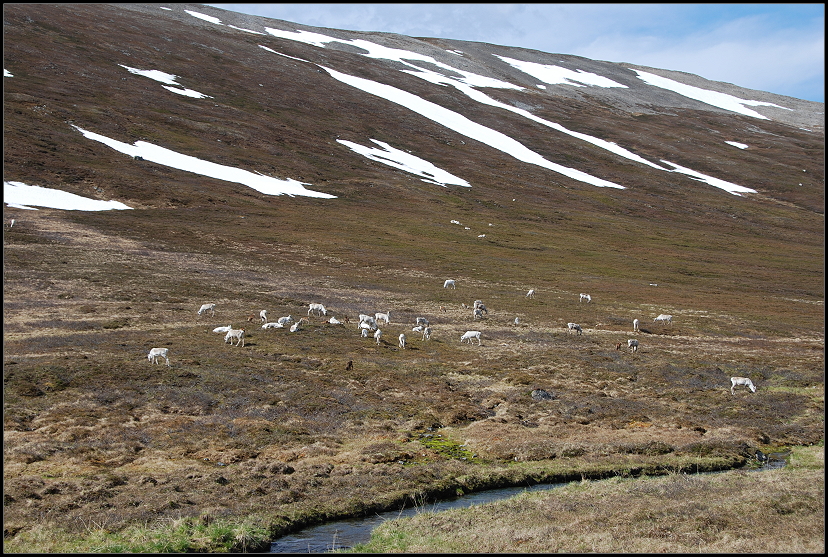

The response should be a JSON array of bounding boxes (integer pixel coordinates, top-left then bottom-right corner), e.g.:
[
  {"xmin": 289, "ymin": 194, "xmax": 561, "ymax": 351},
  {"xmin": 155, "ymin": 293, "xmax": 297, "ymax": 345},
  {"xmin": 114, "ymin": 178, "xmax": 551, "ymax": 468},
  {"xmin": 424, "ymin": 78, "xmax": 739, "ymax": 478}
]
[{"xmin": 3, "ymin": 3, "xmax": 823, "ymax": 552}]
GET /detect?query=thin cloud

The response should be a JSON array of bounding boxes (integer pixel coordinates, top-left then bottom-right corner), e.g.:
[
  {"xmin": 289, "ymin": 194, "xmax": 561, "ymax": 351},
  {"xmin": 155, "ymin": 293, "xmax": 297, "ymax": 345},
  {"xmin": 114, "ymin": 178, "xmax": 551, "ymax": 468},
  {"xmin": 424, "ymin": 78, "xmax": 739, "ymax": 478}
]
[
  {"xmin": 208, "ymin": 4, "xmax": 825, "ymax": 102},
  {"xmin": 579, "ymin": 13, "xmax": 825, "ymax": 101}
]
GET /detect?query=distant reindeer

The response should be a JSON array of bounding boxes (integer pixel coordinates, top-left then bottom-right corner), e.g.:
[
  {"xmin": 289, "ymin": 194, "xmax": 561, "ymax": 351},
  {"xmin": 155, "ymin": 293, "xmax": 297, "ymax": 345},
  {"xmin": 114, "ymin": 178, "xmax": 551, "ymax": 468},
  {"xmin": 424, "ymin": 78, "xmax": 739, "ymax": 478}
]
[
  {"xmin": 654, "ymin": 314, "xmax": 672, "ymax": 325},
  {"xmin": 730, "ymin": 377, "xmax": 756, "ymax": 395},
  {"xmin": 147, "ymin": 347, "xmax": 170, "ymax": 366}
]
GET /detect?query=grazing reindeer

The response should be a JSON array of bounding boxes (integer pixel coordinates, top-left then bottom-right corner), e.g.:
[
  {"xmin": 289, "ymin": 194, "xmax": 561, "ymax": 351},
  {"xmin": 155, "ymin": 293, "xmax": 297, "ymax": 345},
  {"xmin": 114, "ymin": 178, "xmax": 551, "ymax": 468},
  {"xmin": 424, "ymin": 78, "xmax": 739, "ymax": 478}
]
[
  {"xmin": 654, "ymin": 314, "xmax": 672, "ymax": 325},
  {"xmin": 198, "ymin": 303, "xmax": 216, "ymax": 317},
  {"xmin": 730, "ymin": 377, "xmax": 756, "ymax": 395},
  {"xmin": 460, "ymin": 330, "xmax": 482, "ymax": 345},
  {"xmin": 224, "ymin": 328, "xmax": 245, "ymax": 347},
  {"xmin": 147, "ymin": 347, "xmax": 170, "ymax": 366}
]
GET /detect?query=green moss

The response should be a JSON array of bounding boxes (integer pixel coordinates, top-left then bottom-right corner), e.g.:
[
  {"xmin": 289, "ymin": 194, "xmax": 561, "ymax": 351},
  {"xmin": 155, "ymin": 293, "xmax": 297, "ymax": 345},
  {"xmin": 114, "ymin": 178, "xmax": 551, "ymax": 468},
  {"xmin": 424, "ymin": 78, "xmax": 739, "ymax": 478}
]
[{"xmin": 418, "ymin": 431, "xmax": 481, "ymax": 463}]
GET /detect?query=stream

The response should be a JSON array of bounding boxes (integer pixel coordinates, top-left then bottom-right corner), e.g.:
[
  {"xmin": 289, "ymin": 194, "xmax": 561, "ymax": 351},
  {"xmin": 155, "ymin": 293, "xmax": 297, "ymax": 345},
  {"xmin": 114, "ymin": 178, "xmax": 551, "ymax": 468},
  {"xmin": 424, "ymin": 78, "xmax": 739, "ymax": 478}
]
[{"xmin": 269, "ymin": 454, "xmax": 787, "ymax": 553}]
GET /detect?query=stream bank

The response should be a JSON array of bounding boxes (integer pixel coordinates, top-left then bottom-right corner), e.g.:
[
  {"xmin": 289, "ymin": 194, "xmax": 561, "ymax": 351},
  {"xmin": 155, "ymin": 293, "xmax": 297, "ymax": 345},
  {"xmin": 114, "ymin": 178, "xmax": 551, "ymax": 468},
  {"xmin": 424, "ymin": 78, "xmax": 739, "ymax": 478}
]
[{"xmin": 270, "ymin": 452, "xmax": 788, "ymax": 553}]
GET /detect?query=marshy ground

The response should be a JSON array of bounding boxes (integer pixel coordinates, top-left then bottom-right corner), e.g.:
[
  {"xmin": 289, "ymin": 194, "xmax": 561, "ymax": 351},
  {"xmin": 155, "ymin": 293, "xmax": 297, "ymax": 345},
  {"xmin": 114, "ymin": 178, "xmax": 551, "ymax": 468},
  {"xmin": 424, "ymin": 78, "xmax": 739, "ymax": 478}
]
[
  {"xmin": 3, "ymin": 207, "xmax": 823, "ymax": 552},
  {"xmin": 3, "ymin": 4, "xmax": 823, "ymax": 551}
]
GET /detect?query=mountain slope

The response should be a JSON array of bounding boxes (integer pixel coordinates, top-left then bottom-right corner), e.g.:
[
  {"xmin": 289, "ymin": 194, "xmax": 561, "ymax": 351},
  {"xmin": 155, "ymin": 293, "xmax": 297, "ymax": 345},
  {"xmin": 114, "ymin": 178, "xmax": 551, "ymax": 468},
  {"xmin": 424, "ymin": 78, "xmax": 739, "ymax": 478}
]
[{"xmin": 3, "ymin": 3, "xmax": 824, "ymax": 552}]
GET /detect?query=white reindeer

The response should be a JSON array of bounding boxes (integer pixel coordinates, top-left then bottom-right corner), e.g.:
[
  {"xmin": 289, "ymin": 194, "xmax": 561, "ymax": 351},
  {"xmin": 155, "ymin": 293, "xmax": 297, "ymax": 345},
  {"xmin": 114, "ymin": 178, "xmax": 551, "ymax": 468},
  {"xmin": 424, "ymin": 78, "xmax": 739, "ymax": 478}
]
[
  {"xmin": 460, "ymin": 331, "xmax": 482, "ymax": 345},
  {"xmin": 213, "ymin": 325, "xmax": 233, "ymax": 333},
  {"xmin": 328, "ymin": 317, "xmax": 342, "ymax": 325},
  {"xmin": 197, "ymin": 303, "xmax": 216, "ymax": 317},
  {"xmin": 375, "ymin": 311, "xmax": 391, "ymax": 324},
  {"xmin": 579, "ymin": 293, "xmax": 591, "ymax": 303},
  {"xmin": 443, "ymin": 279, "xmax": 456, "ymax": 289},
  {"xmin": 628, "ymin": 339, "xmax": 639, "ymax": 353},
  {"xmin": 654, "ymin": 314, "xmax": 672, "ymax": 325},
  {"xmin": 259, "ymin": 310, "xmax": 268, "ymax": 323},
  {"xmin": 731, "ymin": 377, "xmax": 756, "ymax": 395},
  {"xmin": 224, "ymin": 328, "xmax": 245, "ymax": 346},
  {"xmin": 412, "ymin": 325, "xmax": 424, "ymax": 333},
  {"xmin": 361, "ymin": 328, "xmax": 369, "ymax": 338},
  {"xmin": 262, "ymin": 322, "xmax": 284, "ymax": 329},
  {"xmin": 422, "ymin": 326, "xmax": 432, "ymax": 341},
  {"xmin": 526, "ymin": 289, "xmax": 535, "ymax": 298},
  {"xmin": 473, "ymin": 300, "xmax": 488, "ymax": 314},
  {"xmin": 308, "ymin": 303, "xmax": 327, "ymax": 316},
  {"xmin": 277, "ymin": 315, "xmax": 293, "ymax": 326},
  {"xmin": 374, "ymin": 329, "xmax": 382, "ymax": 345},
  {"xmin": 415, "ymin": 317, "xmax": 429, "ymax": 327},
  {"xmin": 147, "ymin": 347, "xmax": 170, "ymax": 366},
  {"xmin": 290, "ymin": 318, "xmax": 306, "ymax": 332},
  {"xmin": 567, "ymin": 323, "xmax": 582, "ymax": 335},
  {"xmin": 473, "ymin": 308, "xmax": 484, "ymax": 320},
  {"xmin": 633, "ymin": 318, "xmax": 640, "ymax": 332},
  {"xmin": 398, "ymin": 333, "xmax": 406, "ymax": 349},
  {"xmin": 359, "ymin": 316, "xmax": 378, "ymax": 331}
]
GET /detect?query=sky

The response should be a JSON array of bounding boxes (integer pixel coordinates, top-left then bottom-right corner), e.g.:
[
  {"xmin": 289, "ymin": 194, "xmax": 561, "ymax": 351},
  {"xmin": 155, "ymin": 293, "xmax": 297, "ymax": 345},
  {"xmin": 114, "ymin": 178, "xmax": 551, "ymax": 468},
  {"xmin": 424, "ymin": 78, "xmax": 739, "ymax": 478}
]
[
  {"xmin": 6, "ymin": 5, "xmax": 809, "ymax": 213},
  {"xmin": 208, "ymin": 3, "xmax": 825, "ymax": 103}
]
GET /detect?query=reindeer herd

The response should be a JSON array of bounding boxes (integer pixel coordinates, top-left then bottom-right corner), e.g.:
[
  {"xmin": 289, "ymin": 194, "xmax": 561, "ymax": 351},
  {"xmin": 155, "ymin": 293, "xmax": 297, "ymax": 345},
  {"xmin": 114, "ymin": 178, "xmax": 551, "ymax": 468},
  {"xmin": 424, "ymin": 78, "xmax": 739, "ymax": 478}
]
[{"xmin": 148, "ymin": 280, "xmax": 757, "ymax": 395}]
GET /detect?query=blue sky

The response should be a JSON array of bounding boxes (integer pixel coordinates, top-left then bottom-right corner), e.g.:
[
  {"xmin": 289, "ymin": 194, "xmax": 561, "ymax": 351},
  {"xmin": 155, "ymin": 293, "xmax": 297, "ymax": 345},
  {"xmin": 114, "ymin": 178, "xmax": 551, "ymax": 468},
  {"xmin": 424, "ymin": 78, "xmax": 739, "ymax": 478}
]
[{"xmin": 208, "ymin": 3, "xmax": 824, "ymax": 103}]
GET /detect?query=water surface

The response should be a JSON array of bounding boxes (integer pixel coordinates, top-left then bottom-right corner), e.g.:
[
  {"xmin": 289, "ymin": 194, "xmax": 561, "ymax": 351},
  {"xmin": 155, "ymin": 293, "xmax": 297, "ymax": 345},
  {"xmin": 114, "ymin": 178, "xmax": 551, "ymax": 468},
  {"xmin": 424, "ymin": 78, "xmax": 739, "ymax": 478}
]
[{"xmin": 270, "ymin": 455, "xmax": 787, "ymax": 553}]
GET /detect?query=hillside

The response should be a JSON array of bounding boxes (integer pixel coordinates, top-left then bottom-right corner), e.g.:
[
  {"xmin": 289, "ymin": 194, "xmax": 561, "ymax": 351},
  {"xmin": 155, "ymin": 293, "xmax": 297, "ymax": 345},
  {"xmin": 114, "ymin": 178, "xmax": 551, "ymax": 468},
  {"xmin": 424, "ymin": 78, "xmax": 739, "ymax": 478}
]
[{"xmin": 3, "ymin": 3, "xmax": 824, "ymax": 552}]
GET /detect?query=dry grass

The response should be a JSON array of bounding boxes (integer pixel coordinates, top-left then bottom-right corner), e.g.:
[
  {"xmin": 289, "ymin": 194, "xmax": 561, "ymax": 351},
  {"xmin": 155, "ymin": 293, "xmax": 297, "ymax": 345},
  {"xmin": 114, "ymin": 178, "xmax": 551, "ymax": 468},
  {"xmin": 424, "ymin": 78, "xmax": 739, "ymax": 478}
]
[
  {"xmin": 3, "ymin": 209, "xmax": 823, "ymax": 552},
  {"xmin": 352, "ymin": 445, "xmax": 824, "ymax": 553},
  {"xmin": 2, "ymin": 4, "xmax": 824, "ymax": 552}
]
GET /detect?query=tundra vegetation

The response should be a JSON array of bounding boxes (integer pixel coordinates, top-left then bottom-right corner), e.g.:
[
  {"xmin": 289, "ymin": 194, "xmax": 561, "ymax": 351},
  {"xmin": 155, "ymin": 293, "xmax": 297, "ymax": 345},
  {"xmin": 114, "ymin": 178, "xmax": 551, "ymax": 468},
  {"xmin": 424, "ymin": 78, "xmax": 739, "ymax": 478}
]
[
  {"xmin": 3, "ymin": 200, "xmax": 823, "ymax": 553},
  {"xmin": 350, "ymin": 444, "xmax": 824, "ymax": 553},
  {"xmin": 2, "ymin": 3, "xmax": 824, "ymax": 553}
]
